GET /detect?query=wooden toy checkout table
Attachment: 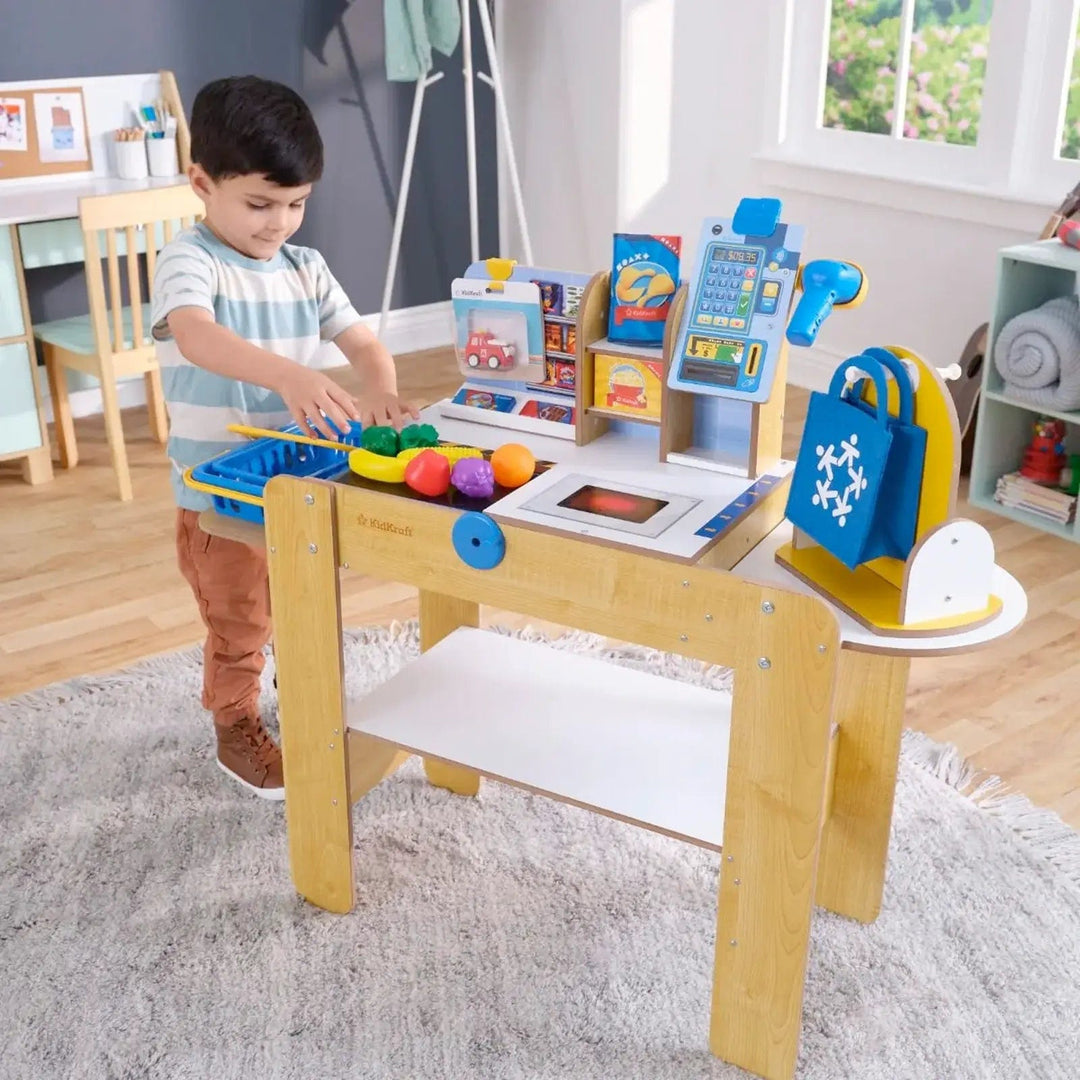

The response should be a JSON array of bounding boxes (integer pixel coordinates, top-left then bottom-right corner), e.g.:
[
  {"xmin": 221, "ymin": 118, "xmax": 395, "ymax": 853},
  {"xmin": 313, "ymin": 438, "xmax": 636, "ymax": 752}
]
[{"xmin": 200, "ymin": 408, "xmax": 1025, "ymax": 1080}]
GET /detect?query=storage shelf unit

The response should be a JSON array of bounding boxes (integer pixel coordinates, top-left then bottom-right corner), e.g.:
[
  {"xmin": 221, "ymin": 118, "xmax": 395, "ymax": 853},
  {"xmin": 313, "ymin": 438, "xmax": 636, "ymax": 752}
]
[{"xmin": 969, "ymin": 239, "xmax": 1080, "ymax": 541}]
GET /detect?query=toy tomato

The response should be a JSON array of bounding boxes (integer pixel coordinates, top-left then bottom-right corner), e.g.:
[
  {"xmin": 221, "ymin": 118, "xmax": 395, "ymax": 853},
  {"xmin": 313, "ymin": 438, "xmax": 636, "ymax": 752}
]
[{"xmin": 404, "ymin": 449, "xmax": 451, "ymax": 497}]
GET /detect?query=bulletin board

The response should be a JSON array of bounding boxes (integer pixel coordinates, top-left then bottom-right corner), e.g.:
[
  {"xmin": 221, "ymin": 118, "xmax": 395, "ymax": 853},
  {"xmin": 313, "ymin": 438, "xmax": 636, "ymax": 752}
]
[{"xmin": 0, "ymin": 85, "xmax": 93, "ymax": 182}]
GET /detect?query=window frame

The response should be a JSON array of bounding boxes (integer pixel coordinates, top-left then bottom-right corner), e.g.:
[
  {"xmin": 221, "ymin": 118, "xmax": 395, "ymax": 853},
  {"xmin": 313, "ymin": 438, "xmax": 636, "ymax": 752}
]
[{"xmin": 764, "ymin": 0, "xmax": 1080, "ymax": 208}]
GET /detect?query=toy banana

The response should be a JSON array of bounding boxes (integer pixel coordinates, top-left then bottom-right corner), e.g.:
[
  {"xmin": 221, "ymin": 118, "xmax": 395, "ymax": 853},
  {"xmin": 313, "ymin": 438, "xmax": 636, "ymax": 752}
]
[{"xmin": 349, "ymin": 444, "xmax": 484, "ymax": 484}]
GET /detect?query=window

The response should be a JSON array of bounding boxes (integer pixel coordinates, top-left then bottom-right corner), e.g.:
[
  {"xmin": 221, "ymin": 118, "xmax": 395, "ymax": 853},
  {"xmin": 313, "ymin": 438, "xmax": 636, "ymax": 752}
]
[{"xmin": 770, "ymin": 0, "xmax": 1080, "ymax": 202}]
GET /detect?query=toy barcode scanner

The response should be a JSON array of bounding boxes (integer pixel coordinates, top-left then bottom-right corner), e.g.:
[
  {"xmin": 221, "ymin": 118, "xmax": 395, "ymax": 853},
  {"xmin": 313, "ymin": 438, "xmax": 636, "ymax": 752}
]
[{"xmin": 1057, "ymin": 220, "xmax": 1080, "ymax": 250}]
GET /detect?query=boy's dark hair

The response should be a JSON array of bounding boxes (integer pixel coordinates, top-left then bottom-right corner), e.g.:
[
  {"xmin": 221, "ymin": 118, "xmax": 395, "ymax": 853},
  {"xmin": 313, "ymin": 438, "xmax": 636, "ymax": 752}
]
[{"xmin": 190, "ymin": 76, "xmax": 323, "ymax": 186}]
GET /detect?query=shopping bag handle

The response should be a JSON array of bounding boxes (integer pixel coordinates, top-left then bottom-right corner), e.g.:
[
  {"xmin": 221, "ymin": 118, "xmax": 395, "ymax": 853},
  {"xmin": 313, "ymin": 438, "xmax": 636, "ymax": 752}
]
[
  {"xmin": 828, "ymin": 353, "xmax": 892, "ymax": 430},
  {"xmin": 860, "ymin": 347, "xmax": 916, "ymax": 424}
]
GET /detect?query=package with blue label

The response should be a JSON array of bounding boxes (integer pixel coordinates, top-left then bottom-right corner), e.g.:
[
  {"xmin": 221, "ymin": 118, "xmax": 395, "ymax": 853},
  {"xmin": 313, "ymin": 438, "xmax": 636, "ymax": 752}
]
[{"xmin": 608, "ymin": 233, "xmax": 681, "ymax": 345}]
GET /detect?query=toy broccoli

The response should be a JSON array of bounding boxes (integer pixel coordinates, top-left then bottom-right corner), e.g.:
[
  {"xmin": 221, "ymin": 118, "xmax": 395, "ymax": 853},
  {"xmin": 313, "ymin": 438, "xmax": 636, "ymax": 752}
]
[
  {"xmin": 360, "ymin": 425, "xmax": 400, "ymax": 457},
  {"xmin": 399, "ymin": 423, "xmax": 440, "ymax": 451}
]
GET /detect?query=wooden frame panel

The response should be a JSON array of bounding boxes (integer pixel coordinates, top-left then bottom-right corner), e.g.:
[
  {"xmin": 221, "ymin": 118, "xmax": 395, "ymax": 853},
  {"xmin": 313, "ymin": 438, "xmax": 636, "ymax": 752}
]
[{"xmin": 265, "ymin": 475, "xmax": 843, "ymax": 1079}]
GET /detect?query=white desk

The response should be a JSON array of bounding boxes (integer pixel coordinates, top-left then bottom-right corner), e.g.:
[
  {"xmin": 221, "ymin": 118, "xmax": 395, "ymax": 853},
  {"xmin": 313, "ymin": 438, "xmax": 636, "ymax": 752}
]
[
  {"xmin": 0, "ymin": 174, "xmax": 185, "ymax": 228},
  {"xmin": 0, "ymin": 174, "xmax": 188, "ymax": 480}
]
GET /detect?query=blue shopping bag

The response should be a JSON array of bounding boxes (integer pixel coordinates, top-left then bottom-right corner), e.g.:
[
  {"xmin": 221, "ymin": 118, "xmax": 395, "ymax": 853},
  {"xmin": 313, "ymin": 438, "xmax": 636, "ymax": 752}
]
[{"xmin": 786, "ymin": 350, "xmax": 926, "ymax": 569}]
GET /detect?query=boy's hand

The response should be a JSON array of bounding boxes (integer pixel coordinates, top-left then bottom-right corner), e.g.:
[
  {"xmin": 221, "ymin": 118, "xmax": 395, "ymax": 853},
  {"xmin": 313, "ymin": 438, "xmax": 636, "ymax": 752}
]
[
  {"xmin": 277, "ymin": 366, "xmax": 360, "ymax": 441},
  {"xmin": 356, "ymin": 390, "xmax": 421, "ymax": 430}
]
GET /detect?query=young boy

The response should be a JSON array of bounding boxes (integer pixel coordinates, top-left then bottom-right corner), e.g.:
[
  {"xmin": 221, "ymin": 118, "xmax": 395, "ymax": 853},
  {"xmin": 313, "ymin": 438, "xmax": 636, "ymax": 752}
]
[{"xmin": 152, "ymin": 75, "xmax": 418, "ymax": 800}]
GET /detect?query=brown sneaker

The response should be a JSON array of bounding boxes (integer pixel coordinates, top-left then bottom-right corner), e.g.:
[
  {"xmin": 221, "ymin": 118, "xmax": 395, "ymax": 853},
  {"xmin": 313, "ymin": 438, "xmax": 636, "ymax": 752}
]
[{"xmin": 216, "ymin": 716, "xmax": 285, "ymax": 801}]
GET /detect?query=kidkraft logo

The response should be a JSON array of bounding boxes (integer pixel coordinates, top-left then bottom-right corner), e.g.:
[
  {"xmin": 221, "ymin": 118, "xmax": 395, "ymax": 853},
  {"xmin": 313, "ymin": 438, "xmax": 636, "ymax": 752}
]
[
  {"xmin": 357, "ymin": 514, "xmax": 413, "ymax": 537},
  {"xmin": 456, "ymin": 284, "xmax": 488, "ymax": 298}
]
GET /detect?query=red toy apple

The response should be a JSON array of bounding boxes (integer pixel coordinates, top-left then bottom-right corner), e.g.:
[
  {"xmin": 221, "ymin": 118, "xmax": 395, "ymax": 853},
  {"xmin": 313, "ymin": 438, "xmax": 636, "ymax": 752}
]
[{"xmin": 404, "ymin": 449, "xmax": 451, "ymax": 497}]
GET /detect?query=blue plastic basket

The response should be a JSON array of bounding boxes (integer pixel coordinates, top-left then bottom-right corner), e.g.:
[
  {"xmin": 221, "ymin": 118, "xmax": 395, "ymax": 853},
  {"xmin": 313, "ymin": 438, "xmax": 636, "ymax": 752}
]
[{"xmin": 188, "ymin": 422, "xmax": 364, "ymax": 523}]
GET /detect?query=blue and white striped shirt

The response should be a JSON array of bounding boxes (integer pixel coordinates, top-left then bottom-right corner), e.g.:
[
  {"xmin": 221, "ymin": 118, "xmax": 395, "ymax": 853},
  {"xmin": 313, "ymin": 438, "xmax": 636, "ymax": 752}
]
[{"xmin": 151, "ymin": 223, "xmax": 360, "ymax": 510}]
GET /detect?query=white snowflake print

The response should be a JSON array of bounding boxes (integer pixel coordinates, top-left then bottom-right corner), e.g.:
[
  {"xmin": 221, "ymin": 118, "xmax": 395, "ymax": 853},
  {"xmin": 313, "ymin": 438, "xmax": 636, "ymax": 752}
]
[{"xmin": 810, "ymin": 433, "xmax": 865, "ymax": 527}]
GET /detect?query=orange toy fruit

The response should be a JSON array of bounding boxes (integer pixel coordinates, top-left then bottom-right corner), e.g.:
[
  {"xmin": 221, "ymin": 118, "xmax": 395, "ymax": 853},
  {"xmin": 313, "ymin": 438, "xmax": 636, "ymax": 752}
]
[{"xmin": 490, "ymin": 443, "xmax": 536, "ymax": 489}]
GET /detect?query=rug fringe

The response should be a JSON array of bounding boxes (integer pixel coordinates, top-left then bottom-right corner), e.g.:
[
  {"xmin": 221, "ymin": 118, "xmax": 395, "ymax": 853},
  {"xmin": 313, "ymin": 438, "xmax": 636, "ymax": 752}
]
[{"xmin": 901, "ymin": 730, "xmax": 1080, "ymax": 889}]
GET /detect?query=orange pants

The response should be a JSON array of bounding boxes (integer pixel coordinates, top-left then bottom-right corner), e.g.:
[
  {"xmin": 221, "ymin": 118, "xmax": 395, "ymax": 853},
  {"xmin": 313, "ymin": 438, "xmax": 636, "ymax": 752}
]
[{"xmin": 176, "ymin": 509, "xmax": 272, "ymax": 728}]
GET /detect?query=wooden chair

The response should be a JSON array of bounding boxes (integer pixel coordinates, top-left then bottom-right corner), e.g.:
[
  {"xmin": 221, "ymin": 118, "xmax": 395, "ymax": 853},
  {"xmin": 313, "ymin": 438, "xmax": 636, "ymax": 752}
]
[{"xmin": 34, "ymin": 185, "xmax": 204, "ymax": 501}]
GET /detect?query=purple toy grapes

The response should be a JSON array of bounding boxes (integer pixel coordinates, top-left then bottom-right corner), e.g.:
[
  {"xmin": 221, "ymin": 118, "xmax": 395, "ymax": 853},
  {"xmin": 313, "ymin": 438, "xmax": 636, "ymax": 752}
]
[{"xmin": 451, "ymin": 457, "xmax": 495, "ymax": 499}]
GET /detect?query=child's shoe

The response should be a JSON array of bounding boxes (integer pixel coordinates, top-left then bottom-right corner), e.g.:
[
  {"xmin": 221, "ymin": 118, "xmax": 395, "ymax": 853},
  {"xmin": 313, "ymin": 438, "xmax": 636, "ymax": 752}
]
[{"xmin": 216, "ymin": 715, "xmax": 285, "ymax": 800}]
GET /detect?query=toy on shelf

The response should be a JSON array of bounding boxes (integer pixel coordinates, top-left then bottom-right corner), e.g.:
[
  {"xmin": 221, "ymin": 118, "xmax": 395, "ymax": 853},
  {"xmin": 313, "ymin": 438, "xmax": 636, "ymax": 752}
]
[
  {"xmin": 608, "ymin": 233, "xmax": 681, "ymax": 346},
  {"xmin": 786, "ymin": 260, "xmax": 868, "ymax": 348},
  {"xmin": 668, "ymin": 199, "xmax": 802, "ymax": 403},
  {"xmin": 1057, "ymin": 219, "xmax": 1080, "ymax": 250},
  {"xmin": 1019, "ymin": 417, "xmax": 1067, "ymax": 485},
  {"xmin": 442, "ymin": 260, "xmax": 593, "ymax": 439},
  {"xmin": 465, "ymin": 330, "xmax": 517, "ymax": 371},
  {"xmin": 776, "ymin": 346, "xmax": 1004, "ymax": 636}
]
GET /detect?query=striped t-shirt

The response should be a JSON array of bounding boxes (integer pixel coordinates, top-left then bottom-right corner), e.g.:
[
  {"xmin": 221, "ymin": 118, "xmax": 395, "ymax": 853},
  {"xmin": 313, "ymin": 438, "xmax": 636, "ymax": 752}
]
[{"xmin": 151, "ymin": 222, "xmax": 360, "ymax": 510}]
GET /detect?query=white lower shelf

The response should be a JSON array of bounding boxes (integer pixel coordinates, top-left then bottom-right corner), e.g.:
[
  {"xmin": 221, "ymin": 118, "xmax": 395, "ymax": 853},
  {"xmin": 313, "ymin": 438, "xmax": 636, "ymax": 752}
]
[{"xmin": 348, "ymin": 629, "xmax": 732, "ymax": 848}]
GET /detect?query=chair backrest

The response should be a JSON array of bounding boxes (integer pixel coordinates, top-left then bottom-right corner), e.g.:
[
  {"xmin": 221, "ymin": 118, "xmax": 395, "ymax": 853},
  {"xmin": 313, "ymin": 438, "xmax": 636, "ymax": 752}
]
[{"xmin": 78, "ymin": 184, "xmax": 204, "ymax": 358}]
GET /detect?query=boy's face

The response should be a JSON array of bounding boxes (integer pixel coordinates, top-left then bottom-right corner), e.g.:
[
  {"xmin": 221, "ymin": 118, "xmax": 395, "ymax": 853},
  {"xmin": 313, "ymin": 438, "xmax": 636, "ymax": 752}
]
[{"xmin": 188, "ymin": 165, "xmax": 311, "ymax": 260}]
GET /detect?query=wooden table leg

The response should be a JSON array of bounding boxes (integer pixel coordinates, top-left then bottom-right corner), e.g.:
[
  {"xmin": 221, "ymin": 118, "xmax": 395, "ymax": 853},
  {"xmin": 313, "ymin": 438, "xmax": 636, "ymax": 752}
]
[
  {"xmin": 265, "ymin": 477, "xmax": 354, "ymax": 913},
  {"xmin": 20, "ymin": 445, "xmax": 53, "ymax": 484},
  {"xmin": 710, "ymin": 592, "xmax": 839, "ymax": 1080},
  {"xmin": 814, "ymin": 649, "xmax": 910, "ymax": 923},
  {"xmin": 419, "ymin": 590, "xmax": 481, "ymax": 796}
]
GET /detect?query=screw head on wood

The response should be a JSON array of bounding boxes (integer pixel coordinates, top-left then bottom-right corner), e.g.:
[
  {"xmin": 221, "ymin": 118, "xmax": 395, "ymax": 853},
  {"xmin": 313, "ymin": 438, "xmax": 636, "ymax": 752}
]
[
  {"xmin": 729, "ymin": 939, "xmax": 738, "ymax": 947},
  {"xmin": 309, "ymin": 543, "xmax": 318, "ymax": 554},
  {"xmin": 331, "ymin": 799, "xmax": 338, "ymax": 806},
  {"xmin": 758, "ymin": 657, "xmax": 771, "ymax": 670},
  {"xmin": 705, "ymin": 613, "xmax": 713, "ymax": 622},
  {"xmin": 342, "ymin": 562, "xmax": 350, "ymax": 570},
  {"xmin": 304, "ymin": 494, "xmax": 315, "ymax": 505},
  {"xmin": 734, "ymin": 878, "xmax": 741, "ymax": 886},
  {"xmin": 817, "ymin": 644, "xmax": 827, "ymax": 653},
  {"xmin": 682, "ymin": 580, "xmax": 690, "ymax": 588},
  {"xmin": 761, "ymin": 601, "xmax": 775, "ymax": 614},
  {"xmin": 680, "ymin": 633, "xmax": 689, "ymax": 642},
  {"xmin": 726, "ymin": 854, "xmax": 734, "ymax": 862},
  {"xmin": 269, "ymin": 546, "xmax": 276, "ymax": 554}
]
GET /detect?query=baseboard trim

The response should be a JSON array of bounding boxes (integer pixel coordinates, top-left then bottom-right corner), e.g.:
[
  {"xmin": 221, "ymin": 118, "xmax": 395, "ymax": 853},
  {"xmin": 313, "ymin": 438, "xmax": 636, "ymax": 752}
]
[{"xmin": 39, "ymin": 301, "xmax": 455, "ymax": 422}]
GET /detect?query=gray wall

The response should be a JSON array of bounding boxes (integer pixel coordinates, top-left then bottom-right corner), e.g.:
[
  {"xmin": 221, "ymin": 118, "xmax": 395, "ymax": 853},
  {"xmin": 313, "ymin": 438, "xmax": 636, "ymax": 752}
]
[{"xmin": 2, "ymin": 0, "xmax": 498, "ymax": 324}]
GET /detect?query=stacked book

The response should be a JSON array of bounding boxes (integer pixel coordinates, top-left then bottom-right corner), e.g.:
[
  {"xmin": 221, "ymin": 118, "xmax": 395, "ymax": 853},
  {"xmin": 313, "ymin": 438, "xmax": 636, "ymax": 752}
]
[{"xmin": 995, "ymin": 472, "xmax": 1077, "ymax": 525}]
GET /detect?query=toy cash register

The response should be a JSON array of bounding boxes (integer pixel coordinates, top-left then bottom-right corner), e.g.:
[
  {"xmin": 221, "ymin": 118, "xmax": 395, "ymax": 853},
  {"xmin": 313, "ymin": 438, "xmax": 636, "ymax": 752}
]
[{"xmin": 669, "ymin": 199, "xmax": 803, "ymax": 403}]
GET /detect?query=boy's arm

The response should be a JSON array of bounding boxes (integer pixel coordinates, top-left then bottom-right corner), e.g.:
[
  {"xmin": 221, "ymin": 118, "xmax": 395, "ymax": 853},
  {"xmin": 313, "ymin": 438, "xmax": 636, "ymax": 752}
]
[
  {"xmin": 167, "ymin": 307, "xmax": 359, "ymax": 440},
  {"xmin": 333, "ymin": 322, "xmax": 420, "ymax": 429}
]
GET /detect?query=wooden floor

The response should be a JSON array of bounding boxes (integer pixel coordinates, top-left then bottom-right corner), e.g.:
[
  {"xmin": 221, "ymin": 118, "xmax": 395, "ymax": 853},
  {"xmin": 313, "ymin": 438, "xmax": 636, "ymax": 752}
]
[{"xmin": 2, "ymin": 348, "xmax": 1079, "ymax": 828}]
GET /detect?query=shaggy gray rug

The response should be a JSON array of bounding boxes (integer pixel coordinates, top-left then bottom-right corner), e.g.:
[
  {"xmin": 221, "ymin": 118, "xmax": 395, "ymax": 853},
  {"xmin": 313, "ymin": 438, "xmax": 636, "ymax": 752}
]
[{"xmin": 1, "ymin": 624, "xmax": 1078, "ymax": 1080}]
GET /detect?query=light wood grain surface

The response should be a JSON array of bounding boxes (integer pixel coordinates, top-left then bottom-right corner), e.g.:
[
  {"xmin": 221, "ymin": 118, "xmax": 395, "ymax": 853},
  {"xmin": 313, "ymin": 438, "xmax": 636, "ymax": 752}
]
[{"xmin": 1, "ymin": 347, "xmax": 1077, "ymax": 828}]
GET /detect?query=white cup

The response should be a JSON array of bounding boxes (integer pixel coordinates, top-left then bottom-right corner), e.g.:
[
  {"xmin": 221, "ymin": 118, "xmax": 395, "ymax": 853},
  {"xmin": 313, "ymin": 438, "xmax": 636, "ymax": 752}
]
[
  {"xmin": 113, "ymin": 140, "xmax": 148, "ymax": 180},
  {"xmin": 147, "ymin": 137, "xmax": 179, "ymax": 178}
]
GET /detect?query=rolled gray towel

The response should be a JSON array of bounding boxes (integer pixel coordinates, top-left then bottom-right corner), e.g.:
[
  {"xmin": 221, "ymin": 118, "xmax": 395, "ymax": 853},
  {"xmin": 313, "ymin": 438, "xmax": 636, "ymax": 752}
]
[{"xmin": 993, "ymin": 294, "xmax": 1080, "ymax": 410}]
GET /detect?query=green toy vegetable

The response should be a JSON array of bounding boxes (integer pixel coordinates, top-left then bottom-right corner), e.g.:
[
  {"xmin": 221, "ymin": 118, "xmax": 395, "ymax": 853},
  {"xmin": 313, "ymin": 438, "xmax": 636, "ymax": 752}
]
[
  {"xmin": 360, "ymin": 425, "xmax": 400, "ymax": 457},
  {"xmin": 399, "ymin": 423, "xmax": 440, "ymax": 450}
]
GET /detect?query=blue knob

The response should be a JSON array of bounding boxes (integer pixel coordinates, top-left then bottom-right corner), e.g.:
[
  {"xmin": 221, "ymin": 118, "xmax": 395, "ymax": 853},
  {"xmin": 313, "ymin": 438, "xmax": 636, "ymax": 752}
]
[{"xmin": 452, "ymin": 512, "xmax": 505, "ymax": 570}]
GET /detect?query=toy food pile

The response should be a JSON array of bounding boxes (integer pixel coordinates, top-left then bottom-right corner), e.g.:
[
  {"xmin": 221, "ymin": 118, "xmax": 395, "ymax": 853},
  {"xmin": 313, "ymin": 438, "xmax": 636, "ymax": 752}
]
[{"xmin": 348, "ymin": 424, "xmax": 536, "ymax": 500}]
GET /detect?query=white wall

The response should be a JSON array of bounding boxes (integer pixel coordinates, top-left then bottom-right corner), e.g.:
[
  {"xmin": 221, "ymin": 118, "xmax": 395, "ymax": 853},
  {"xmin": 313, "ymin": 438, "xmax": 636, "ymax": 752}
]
[{"xmin": 500, "ymin": 0, "xmax": 1050, "ymax": 386}]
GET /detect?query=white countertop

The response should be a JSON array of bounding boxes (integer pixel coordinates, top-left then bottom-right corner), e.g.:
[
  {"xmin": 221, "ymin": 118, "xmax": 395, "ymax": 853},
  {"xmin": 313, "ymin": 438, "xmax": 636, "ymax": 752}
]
[{"xmin": 0, "ymin": 175, "xmax": 188, "ymax": 227}]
